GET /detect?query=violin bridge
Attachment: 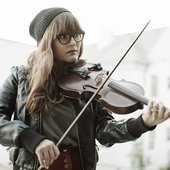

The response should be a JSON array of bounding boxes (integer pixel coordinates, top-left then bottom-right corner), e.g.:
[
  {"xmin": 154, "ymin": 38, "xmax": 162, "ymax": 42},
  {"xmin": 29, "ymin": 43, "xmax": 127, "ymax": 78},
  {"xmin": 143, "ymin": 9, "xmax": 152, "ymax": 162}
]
[{"xmin": 95, "ymin": 73, "xmax": 104, "ymax": 85}]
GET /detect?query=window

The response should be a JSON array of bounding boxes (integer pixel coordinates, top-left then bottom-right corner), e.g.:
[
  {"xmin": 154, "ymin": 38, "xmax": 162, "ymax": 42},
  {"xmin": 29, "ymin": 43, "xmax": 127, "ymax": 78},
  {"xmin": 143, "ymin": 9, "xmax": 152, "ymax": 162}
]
[
  {"xmin": 148, "ymin": 131, "xmax": 155, "ymax": 150},
  {"xmin": 168, "ymin": 77, "xmax": 170, "ymax": 89},
  {"xmin": 167, "ymin": 127, "xmax": 170, "ymax": 141},
  {"xmin": 150, "ymin": 75, "xmax": 158, "ymax": 97}
]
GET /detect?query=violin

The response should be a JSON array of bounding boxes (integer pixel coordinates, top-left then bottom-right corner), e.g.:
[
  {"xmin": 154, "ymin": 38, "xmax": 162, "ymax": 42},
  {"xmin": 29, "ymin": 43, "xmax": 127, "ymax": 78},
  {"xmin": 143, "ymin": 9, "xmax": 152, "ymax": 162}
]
[{"xmin": 59, "ymin": 59, "xmax": 148, "ymax": 114}]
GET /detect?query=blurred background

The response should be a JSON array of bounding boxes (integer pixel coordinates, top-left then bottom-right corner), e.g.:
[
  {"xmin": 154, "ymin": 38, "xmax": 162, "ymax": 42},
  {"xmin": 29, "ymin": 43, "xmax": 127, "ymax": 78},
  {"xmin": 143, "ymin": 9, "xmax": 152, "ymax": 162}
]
[{"xmin": 0, "ymin": 0, "xmax": 170, "ymax": 169}]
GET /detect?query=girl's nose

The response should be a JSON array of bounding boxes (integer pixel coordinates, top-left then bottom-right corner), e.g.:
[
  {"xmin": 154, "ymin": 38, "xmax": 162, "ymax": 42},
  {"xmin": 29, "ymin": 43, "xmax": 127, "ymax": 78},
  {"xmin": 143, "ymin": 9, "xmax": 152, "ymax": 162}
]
[{"xmin": 69, "ymin": 36, "xmax": 76, "ymax": 45}]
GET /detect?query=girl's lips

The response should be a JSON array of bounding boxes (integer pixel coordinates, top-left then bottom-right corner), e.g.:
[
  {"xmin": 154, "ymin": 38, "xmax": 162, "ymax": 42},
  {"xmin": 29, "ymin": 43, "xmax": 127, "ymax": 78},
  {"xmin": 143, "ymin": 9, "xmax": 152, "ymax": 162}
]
[
  {"xmin": 67, "ymin": 50, "xmax": 78, "ymax": 55},
  {"xmin": 67, "ymin": 50, "xmax": 77, "ymax": 53}
]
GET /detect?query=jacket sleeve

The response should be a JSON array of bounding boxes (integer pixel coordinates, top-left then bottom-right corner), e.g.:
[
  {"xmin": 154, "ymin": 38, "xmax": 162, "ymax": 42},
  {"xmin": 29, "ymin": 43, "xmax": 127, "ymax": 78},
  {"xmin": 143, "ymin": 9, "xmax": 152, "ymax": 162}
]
[
  {"xmin": 94, "ymin": 101, "xmax": 156, "ymax": 147},
  {"xmin": 0, "ymin": 66, "xmax": 29, "ymax": 147}
]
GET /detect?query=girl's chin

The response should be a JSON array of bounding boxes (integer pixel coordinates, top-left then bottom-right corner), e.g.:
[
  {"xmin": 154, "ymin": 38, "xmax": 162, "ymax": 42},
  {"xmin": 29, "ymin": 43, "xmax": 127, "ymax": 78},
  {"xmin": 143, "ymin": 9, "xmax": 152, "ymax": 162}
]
[{"xmin": 67, "ymin": 56, "xmax": 78, "ymax": 63}]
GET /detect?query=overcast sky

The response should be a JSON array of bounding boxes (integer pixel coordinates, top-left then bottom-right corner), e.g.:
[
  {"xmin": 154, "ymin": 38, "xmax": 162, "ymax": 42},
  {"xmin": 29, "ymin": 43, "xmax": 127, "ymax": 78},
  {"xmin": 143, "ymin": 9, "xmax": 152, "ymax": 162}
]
[{"xmin": 0, "ymin": 0, "xmax": 170, "ymax": 45}]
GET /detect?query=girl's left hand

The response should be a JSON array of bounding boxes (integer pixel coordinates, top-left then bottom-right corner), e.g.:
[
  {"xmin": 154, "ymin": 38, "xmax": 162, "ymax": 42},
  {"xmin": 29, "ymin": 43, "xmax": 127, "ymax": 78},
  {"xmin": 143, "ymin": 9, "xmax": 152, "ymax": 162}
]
[{"xmin": 142, "ymin": 100, "xmax": 170, "ymax": 127}]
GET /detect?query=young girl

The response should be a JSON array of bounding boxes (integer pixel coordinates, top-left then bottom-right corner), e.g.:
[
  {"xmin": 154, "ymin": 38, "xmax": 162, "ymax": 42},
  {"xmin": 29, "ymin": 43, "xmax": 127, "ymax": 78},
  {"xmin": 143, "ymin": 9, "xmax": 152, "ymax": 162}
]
[{"xmin": 0, "ymin": 7, "xmax": 169, "ymax": 170}]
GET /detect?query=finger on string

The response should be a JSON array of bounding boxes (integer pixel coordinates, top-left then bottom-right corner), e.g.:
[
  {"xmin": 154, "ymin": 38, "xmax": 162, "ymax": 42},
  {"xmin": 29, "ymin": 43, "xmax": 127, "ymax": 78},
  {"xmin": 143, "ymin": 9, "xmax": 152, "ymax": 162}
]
[
  {"xmin": 148, "ymin": 100, "xmax": 154, "ymax": 114},
  {"xmin": 158, "ymin": 102, "xmax": 166, "ymax": 114},
  {"xmin": 152, "ymin": 101, "xmax": 159, "ymax": 112}
]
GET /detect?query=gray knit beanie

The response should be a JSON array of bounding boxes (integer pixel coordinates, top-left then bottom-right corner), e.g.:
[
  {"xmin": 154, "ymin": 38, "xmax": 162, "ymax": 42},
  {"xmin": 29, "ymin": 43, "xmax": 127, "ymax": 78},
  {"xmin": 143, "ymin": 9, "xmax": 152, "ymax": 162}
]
[{"xmin": 29, "ymin": 7, "xmax": 70, "ymax": 43}]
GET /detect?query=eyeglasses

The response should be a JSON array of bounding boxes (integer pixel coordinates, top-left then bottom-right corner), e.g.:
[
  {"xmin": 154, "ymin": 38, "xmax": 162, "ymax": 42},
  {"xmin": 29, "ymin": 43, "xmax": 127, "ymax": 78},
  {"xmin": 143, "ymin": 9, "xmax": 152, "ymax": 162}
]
[{"xmin": 57, "ymin": 32, "xmax": 85, "ymax": 45}]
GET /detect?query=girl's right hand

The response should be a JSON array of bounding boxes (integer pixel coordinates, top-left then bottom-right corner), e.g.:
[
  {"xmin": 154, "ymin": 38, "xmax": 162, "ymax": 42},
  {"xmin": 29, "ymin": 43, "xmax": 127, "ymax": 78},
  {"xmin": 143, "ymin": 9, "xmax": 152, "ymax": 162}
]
[{"xmin": 35, "ymin": 139, "xmax": 60, "ymax": 169}]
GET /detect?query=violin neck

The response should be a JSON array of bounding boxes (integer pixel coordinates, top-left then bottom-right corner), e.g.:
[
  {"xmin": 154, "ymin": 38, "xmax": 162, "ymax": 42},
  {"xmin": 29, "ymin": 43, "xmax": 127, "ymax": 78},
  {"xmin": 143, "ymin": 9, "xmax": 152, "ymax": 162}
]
[{"xmin": 108, "ymin": 81, "xmax": 149, "ymax": 105}]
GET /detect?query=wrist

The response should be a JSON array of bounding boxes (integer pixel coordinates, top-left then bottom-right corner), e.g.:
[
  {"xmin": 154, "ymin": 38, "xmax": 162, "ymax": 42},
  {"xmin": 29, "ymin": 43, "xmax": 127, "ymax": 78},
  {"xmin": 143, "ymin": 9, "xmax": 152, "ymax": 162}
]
[{"xmin": 141, "ymin": 114, "xmax": 156, "ymax": 129}]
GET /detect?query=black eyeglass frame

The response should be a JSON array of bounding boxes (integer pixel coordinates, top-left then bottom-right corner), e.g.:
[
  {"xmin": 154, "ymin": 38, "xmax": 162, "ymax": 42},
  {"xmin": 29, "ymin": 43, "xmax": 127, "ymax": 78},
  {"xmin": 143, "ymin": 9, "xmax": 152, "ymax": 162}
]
[{"xmin": 57, "ymin": 32, "xmax": 85, "ymax": 45}]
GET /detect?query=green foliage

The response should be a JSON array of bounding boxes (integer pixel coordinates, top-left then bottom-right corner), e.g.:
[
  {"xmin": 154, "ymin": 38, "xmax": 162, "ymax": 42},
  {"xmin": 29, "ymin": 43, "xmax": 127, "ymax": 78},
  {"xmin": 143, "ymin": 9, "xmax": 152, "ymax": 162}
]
[{"xmin": 160, "ymin": 167, "xmax": 170, "ymax": 170}]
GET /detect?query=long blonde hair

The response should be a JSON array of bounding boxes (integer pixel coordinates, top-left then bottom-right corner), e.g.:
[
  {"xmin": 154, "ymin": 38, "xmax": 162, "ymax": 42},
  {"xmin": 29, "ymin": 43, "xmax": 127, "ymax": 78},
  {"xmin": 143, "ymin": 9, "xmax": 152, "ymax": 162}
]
[{"xmin": 26, "ymin": 12, "xmax": 84, "ymax": 113}]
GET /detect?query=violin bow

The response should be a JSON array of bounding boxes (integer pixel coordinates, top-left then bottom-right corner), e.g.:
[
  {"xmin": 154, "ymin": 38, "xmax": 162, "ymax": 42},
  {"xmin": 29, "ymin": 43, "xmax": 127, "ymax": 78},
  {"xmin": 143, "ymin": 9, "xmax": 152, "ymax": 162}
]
[{"xmin": 56, "ymin": 20, "xmax": 151, "ymax": 147}]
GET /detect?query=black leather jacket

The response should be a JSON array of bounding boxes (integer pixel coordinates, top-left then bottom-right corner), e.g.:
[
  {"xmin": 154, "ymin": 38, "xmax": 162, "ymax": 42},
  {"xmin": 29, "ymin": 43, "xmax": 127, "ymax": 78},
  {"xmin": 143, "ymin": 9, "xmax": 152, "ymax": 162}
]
[{"xmin": 0, "ymin": 66, "xmax": 153, "ymax": 170}]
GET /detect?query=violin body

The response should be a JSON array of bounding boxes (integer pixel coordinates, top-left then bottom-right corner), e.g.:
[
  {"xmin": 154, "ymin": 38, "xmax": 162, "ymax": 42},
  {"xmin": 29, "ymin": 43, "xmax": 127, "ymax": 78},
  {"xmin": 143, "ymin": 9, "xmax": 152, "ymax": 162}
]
[{"xmin": 59, "ymin": 60, "xmax": 144, "ymax": 114}]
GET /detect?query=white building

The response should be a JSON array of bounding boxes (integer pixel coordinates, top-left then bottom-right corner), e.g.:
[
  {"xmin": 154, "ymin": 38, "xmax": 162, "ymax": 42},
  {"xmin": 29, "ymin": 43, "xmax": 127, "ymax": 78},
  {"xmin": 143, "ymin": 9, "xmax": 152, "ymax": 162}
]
[
  {"xmin": 84, "ymin": 27, "xmax": 170, "ymax": 170},
  {"xmin": 0, "ymin": 26, "xmax": 170, "ymax": 170}
]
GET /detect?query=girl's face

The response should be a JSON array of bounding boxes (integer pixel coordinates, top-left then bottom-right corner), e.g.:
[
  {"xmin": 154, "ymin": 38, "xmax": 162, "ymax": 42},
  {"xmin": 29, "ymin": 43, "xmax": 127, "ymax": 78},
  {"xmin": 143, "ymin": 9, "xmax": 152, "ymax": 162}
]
[{"xmin": 52, "ymin": 33, "xmax": 83, "ymax": 63}]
